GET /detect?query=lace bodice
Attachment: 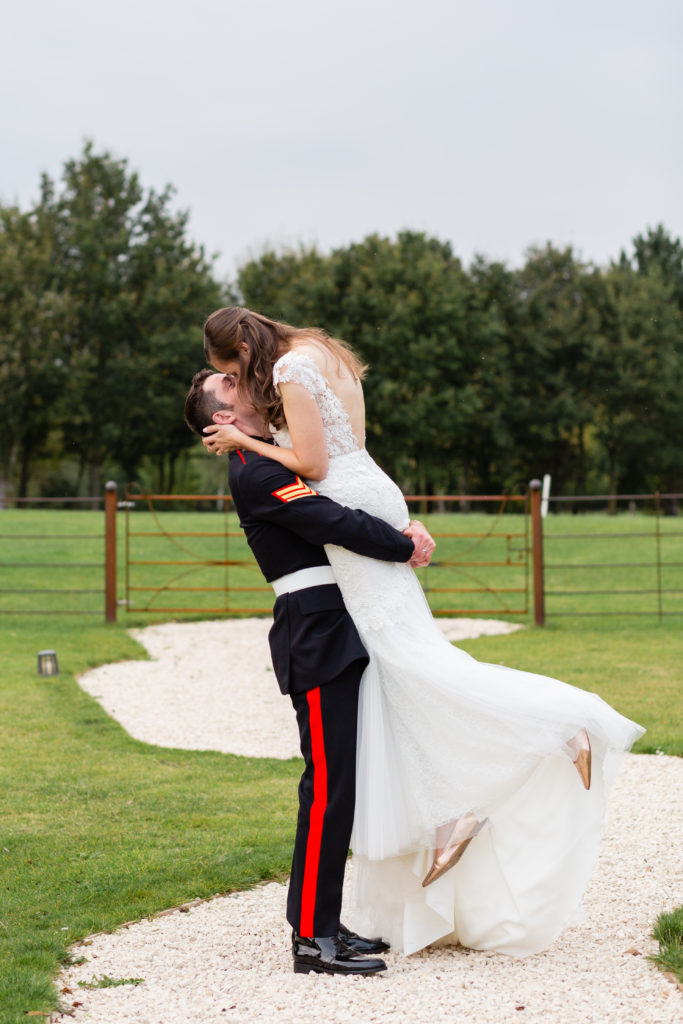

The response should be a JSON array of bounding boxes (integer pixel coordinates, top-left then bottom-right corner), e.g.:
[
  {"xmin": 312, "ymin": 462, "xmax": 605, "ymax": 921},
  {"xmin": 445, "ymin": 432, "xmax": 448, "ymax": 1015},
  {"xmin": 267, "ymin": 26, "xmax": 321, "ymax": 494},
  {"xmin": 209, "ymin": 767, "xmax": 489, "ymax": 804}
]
[
  {"xmin": 273, "ymin": 348, "xmax": 414, "ymax": 632},
  {"xmin": 272, "ymin": 350, "xmax": 361, "ymax": 457}
]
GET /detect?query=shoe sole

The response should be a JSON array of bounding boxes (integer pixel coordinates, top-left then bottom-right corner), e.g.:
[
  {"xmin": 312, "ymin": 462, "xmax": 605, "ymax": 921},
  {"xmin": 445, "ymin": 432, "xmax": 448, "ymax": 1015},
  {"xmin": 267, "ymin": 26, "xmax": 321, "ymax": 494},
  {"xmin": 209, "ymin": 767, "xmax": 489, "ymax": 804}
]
[{"xmin": 293, "ymin": 960, "xmax": 387, "ymax": 976}]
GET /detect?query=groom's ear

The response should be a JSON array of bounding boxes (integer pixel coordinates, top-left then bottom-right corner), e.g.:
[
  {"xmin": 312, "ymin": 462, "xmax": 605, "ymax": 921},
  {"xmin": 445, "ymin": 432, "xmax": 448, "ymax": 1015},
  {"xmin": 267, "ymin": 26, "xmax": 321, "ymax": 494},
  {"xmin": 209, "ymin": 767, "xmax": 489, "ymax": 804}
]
[{"xmin": 212, "ymin": 409, "xmax": 236, "ymax": 425}]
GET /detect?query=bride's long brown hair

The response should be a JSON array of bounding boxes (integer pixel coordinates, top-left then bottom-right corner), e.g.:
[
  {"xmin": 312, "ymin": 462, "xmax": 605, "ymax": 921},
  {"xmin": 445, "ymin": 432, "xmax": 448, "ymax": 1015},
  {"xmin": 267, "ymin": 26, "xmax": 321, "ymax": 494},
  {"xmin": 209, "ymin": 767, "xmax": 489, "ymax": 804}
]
[{"xmin": 203, "ymin": 307, "xmax": 366, "ymax": 429}]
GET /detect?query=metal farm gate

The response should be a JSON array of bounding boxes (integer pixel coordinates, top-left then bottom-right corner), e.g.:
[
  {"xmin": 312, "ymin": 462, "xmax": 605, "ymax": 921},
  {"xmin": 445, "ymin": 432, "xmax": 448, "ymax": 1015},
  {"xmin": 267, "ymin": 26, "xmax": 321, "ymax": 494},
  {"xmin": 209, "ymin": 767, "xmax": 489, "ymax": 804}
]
[{"xmin": 122, "ymin": 485, "xmax": 531, "ymax": 619}]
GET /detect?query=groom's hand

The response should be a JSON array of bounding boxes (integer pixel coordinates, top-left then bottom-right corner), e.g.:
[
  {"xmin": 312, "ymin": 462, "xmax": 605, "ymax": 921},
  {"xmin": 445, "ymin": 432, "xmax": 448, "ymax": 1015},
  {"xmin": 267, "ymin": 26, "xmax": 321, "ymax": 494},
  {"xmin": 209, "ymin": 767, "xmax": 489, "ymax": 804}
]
[{"xmin": 404, "ymin": 520, "xmax": 436, "ymax": 567}]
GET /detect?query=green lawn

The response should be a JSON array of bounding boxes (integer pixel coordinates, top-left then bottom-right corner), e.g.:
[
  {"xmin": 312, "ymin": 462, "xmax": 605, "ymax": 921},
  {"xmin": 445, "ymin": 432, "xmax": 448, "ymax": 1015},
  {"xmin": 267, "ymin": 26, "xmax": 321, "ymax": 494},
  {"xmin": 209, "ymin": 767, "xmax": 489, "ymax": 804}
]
[
  {"xmin": 651, "ymin": 907, "xmax": 683, "ymax": 985},
  {"xmin": 0, "ymin": 617, "xmax": 301, "ymax": 1023},
  {"xmin": 0, "ymin": 509, "xmax": 681, "ymax": 1020}
]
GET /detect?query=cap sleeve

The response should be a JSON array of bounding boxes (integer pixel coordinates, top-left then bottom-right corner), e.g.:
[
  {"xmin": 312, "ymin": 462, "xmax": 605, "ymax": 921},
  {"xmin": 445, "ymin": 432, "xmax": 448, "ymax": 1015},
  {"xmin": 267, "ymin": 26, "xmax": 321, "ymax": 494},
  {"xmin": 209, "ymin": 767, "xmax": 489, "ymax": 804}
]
[{"xmin": 272, "ymin": 351, "xmax": 327, "ymax": 397}]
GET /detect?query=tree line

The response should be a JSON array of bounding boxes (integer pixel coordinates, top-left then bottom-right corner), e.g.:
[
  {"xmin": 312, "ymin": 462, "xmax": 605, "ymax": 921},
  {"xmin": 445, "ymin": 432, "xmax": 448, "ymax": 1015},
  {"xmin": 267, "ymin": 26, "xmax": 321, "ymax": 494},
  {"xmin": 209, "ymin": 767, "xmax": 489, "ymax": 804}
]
[
  {"xmin": 0, "ymin": 143, "xmax": 228, "ymax": 499},
  {"xmin": 238, "ymin": 230, "xmax": 683, "ymax": 505},
  {"xmin": 1, "ymin": 143, "xmax": 682, "ymax": 504}
]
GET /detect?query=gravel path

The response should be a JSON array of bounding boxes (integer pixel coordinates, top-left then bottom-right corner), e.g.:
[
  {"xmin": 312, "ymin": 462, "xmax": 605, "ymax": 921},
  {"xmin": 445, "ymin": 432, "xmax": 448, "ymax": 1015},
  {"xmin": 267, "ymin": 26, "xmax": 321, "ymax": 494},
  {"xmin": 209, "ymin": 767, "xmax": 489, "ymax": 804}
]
[
  {"xmin": 51, "ymin": 620, "xmax": 682, "ymax": 1024},
  {"xmin": 76, "ymin": 617, "xmax": 523, "ymax": 759}
]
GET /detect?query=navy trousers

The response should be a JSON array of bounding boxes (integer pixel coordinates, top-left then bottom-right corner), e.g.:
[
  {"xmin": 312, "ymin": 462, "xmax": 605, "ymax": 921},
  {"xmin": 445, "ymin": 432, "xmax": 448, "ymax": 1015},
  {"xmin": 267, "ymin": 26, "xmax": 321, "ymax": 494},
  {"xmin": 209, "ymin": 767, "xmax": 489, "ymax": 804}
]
[{"xmin": 286, "ymin": 662, "xmax": 363, "ymax": 937}]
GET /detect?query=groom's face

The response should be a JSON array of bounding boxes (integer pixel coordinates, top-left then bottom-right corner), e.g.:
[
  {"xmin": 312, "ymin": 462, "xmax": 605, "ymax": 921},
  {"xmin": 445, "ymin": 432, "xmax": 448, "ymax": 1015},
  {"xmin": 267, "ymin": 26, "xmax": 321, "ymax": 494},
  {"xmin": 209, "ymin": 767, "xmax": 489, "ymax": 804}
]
[
  {"xmin": 204, "ymin": 371, "xmax": 237, "ymax": 407},
  {"xmin": 203, "ymin": 373, "xmax": 261, "ymax": 433}
]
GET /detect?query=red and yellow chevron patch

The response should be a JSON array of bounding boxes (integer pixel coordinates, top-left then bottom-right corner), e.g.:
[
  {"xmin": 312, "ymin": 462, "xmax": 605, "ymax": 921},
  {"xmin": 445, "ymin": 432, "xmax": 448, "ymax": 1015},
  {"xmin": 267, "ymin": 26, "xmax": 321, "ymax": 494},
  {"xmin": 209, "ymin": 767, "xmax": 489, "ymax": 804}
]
[{"xmin": 272, "ymin": 476, "xmax": 318, "ymax": 503}]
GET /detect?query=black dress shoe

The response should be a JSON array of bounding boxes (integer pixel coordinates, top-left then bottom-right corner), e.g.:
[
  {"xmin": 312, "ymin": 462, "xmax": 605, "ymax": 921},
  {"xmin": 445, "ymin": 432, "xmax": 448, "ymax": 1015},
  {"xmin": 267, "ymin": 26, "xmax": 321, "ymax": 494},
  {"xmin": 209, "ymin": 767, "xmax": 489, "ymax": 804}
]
[
  {"xmin": 338, "ymin": 922, "xmax": 390, "ymax": 954},
  {"xmin": 292, "ymin": 933, "xmax": 387, "ymax": 975}
]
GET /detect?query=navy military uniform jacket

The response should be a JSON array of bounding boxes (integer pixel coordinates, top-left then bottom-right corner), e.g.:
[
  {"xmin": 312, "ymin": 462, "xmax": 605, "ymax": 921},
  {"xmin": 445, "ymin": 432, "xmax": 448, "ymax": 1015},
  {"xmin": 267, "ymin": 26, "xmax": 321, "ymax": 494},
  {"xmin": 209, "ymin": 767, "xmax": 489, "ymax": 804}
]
[{"xmin": 228, "ymin": 447, "xmax": 414, "ymax": 695}]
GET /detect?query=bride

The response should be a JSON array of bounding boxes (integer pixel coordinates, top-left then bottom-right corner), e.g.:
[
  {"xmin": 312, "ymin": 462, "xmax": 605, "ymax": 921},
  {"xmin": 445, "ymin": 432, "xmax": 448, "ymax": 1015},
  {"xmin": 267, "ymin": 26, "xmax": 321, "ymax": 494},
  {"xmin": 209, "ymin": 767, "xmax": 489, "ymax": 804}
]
[{"xmin": 201, "ymin": 306, "xmax": 644, "ymax": 957}]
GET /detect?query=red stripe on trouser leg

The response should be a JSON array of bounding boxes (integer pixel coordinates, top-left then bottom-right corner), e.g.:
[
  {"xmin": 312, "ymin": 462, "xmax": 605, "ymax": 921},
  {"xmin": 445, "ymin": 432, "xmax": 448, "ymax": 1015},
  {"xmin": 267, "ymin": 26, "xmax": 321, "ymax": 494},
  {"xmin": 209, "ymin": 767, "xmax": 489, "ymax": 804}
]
[{"xmin": 299, "ymin": 686, "xmax": 328, "ymax": 937}]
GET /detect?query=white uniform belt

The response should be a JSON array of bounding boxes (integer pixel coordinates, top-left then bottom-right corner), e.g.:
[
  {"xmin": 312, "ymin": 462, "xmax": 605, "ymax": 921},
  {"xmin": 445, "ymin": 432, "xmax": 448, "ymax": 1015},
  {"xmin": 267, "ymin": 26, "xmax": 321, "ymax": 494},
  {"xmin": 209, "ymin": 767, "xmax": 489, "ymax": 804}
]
[{"xmin": 271, "ymin": 565, "xmax": 337, "ymax": 596}]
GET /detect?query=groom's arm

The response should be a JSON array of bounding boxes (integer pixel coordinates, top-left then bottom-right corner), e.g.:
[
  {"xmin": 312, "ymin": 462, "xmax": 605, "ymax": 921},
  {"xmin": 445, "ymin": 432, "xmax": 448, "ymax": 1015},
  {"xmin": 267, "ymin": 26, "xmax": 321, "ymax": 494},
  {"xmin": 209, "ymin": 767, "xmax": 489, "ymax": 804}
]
[{"xmin": 235, "ymin": 457, "xmax": 415, "ymax": 563}]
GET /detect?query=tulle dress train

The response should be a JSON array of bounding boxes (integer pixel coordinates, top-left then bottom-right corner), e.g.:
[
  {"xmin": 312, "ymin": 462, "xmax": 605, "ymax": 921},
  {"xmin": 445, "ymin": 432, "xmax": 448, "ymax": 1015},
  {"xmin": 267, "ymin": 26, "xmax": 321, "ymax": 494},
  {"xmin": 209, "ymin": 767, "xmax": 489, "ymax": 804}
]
[{"xmin": 273, "ymin": 352, "xmax": 644, "ymax": 957}]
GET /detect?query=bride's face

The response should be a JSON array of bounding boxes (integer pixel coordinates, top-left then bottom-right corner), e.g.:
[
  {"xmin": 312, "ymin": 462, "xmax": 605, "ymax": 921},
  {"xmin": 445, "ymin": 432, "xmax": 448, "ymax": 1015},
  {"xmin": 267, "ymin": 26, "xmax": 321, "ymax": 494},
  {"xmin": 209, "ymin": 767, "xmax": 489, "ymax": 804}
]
[
  {"xmin": 211, "ymin": 355, "xmax": 241, "ymax": 378},
  {"xmin": 210, "ymin": 341, "xmax": 249, "ymax": 381}
]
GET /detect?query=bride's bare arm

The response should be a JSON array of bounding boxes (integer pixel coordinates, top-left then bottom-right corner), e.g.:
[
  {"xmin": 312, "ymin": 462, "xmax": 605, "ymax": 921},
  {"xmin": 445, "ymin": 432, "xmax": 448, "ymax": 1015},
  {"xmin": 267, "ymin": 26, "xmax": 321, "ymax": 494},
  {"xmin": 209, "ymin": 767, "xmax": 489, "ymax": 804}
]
[
  {"xmin": 277, "ymin": 381, "xmax": 329, "ymax": 478},
  {"xmin": 203, "ymin": 381, "xmax": 329, "ymax": 480}
]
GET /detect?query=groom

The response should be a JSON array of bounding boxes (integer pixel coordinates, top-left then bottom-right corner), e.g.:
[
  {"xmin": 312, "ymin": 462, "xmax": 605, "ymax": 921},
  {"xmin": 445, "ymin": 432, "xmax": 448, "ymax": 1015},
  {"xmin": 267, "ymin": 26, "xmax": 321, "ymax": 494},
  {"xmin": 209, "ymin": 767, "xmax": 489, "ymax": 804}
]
[{"xmin": 185, "ymin": 370, "xmax": 433, "ymax": 975}]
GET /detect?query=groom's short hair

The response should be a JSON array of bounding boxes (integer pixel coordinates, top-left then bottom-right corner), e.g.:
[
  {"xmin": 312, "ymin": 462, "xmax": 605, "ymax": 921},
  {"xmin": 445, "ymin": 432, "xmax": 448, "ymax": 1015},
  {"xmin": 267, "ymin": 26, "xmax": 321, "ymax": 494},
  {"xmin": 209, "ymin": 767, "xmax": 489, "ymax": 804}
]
[{"xmin": 185, "ymin": 369, "xmax": 228, "ymax": 434}]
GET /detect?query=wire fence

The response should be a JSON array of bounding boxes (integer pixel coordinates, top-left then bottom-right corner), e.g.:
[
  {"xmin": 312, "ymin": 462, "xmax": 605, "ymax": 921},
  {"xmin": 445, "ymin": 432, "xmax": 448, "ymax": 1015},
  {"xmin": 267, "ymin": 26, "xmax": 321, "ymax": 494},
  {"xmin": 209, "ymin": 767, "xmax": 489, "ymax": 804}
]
[
  {"xmin": 541, "ymin": 492, "xmax": 683, "ymax": 621},
  {"xmin": 0, "ymin": 486, "xmax": 116, "ymax": 618}
]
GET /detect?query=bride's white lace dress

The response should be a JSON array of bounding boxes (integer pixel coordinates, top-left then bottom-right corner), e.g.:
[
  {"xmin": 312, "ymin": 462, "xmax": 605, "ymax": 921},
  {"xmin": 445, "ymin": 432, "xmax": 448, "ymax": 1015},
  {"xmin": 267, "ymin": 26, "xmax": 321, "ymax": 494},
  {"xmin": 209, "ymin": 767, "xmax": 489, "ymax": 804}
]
[{"xmin": 273, "ymin": 351, "xmax": 644, "ymax": 957}]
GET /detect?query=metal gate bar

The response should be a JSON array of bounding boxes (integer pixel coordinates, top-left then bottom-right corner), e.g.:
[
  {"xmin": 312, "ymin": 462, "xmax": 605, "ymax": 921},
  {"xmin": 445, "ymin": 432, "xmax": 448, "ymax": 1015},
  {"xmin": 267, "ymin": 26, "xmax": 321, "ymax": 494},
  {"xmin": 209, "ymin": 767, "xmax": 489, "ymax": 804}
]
[{"xmin": 123, "ymin": 487, "xmax": 530, "ymax": 618}]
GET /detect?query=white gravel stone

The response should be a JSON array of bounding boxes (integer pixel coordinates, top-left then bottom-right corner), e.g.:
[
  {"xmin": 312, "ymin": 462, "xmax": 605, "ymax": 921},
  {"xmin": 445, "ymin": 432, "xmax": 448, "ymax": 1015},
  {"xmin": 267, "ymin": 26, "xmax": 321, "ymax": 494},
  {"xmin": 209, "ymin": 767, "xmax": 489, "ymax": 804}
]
[
  {"xmin": 53, "ymin": 619, "xmax": 682, "ymax": 1024},
  {"xmin": 76, "ymin": 617, "xmax": 523, "ymax": 760}
]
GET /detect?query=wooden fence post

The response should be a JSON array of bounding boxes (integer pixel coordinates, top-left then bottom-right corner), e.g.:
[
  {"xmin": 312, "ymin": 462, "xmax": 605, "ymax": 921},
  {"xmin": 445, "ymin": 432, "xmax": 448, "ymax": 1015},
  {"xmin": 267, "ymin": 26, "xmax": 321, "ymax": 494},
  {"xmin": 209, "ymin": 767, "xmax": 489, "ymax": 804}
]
[
  {"xmin": 105, "ymin": 481, "xmax": 117, "ymax": 623},
  {"xmin": 529, "ymin": 479, "xmax": 545, "ymax": 626}
]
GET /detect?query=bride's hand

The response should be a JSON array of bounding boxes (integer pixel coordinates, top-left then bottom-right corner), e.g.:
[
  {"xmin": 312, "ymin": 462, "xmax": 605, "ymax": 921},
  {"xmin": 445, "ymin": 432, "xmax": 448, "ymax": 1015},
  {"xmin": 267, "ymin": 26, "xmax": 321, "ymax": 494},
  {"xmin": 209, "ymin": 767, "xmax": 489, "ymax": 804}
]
[{"xmin": 202, "ymin": 423, "xmax": 250, "ymax": 455}]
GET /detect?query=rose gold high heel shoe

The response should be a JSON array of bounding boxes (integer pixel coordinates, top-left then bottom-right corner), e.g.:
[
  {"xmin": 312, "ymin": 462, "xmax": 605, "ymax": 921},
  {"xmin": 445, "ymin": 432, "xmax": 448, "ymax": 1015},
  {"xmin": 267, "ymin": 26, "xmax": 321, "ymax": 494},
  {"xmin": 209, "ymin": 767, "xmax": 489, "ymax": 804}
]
[
  {"xmin": 565, "ymin": 728, "xmax": 592, "ymax": 790},
  {"xmin": 422, "ymin": 812, "xmax": 487, "ymax": 887}
]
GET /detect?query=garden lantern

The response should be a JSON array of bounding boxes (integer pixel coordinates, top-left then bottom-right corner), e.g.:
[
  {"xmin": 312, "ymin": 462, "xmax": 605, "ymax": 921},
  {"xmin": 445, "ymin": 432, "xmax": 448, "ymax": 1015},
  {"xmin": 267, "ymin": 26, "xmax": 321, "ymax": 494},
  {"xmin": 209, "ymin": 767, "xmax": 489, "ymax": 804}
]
[{"xmin": 37, "ymin": 650, "xmax": 59, "ymax": 676}]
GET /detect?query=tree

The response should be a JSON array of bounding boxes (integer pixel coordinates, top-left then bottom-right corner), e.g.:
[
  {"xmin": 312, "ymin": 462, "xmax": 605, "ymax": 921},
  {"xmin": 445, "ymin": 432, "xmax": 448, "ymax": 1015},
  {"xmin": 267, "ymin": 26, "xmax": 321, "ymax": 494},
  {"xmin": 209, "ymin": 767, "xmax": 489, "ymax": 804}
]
[
  {"xmin": 36, "ymin": 142, "xmax": 225, "ymax": 493},
  {"xmin": 239, "ymin": 232, "xmax": 476, "ymax": 493},
  {"xmin": 506, "ymin": 245, "xmax": 603, "ymax": 497},
  {"xmin": 461, "ymin": 257, "xmax": 525, "ymax": 494},
  {"xmin": 629, "ymin": 224, "xmax": 683, "ymax": 308},
  {"xmin": 0, "ymin": 206, "xmax": 70, "ymax": 498},
  {"xmin": 619, "ymin": 226, "xmax": 683, "ymax": 508},
  {"xmin": 237, "ymin": 246, "xmax": 337, "ymax": 328},
  {"xmin": 592, "ymin": 262, "xmax": 683, "ymax": 509}
]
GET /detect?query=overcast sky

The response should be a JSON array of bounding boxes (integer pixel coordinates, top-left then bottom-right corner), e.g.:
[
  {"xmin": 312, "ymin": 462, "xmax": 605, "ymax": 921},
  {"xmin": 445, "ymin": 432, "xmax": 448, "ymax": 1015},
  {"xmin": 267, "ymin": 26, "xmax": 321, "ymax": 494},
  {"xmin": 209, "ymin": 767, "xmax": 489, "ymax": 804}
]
[{"xmin": 2, "ymin": 0, "xmax": 682, "ymax": 283}]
